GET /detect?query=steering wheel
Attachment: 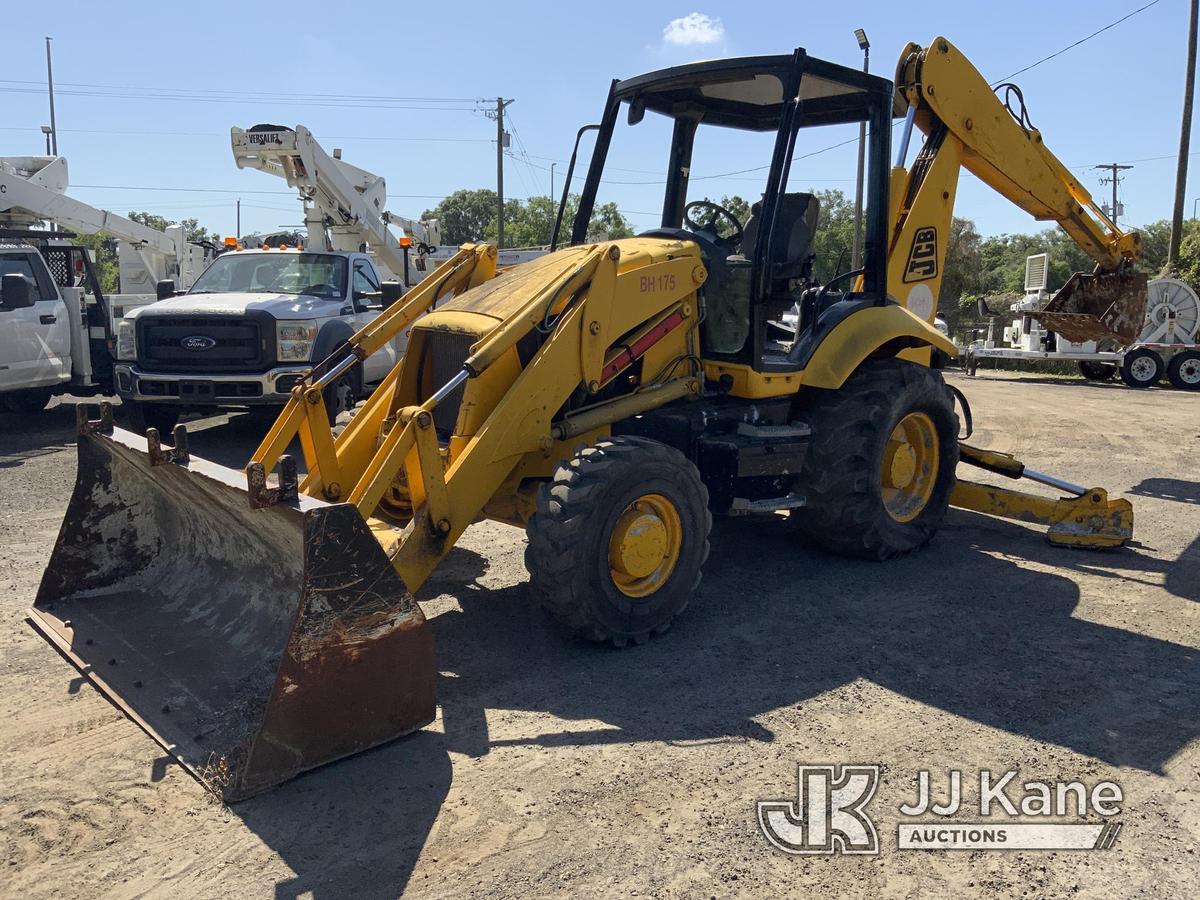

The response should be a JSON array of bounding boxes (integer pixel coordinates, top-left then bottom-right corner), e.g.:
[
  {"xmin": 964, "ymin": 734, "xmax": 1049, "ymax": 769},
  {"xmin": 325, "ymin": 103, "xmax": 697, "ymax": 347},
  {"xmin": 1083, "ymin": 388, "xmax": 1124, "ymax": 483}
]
[
  {"xmin": 298, "ymin": 283, "xmax": 335, "ymax": 297},
  {"xmin": 684, "ymin": 200, "xmax": 744, "ymax": 252}
]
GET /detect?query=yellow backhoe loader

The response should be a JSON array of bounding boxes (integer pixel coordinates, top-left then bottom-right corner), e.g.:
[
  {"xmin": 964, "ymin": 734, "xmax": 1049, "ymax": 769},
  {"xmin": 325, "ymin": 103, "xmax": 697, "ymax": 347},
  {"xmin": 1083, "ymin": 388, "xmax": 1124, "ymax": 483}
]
[{"xmin": 31, "ymin": 37, "xmax": 1142, "ymax": 801}]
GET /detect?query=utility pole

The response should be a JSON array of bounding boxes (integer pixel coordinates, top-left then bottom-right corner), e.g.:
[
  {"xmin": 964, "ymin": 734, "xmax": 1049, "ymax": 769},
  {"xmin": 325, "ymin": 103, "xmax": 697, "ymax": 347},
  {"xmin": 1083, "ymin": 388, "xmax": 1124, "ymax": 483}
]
[
  {"xmin": 550, "ymin": 162, "xmax": 557, "ymax": 201},
  {"xmin": 489, "ymin": 97, "xmax": 513, "ymax": 247},
  {"xmin": 851, "ymin": 28, "xmax": 870, "ymax": 271},
  {"xmin": 236, "ymin": 199, "xmax": 241, "ymax": 240},
  {"xmin": 1095, "ymin": 163, "xmax": 1133, "ymax": 227},
  {"xmin": 44, "ymin": 37, "xmax": 58, "ymax": 155},
  {"xmin": 1169, "ymin": 0, "xmax": 1199, "ymax": 273}
]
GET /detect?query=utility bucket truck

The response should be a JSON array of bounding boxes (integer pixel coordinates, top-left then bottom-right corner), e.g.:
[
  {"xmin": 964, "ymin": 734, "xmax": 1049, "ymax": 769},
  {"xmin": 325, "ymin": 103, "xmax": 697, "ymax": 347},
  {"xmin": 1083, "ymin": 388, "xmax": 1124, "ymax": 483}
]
[
  {"xmin": 33, "ymin": 38, "xmax": 1143, "ymax": 801},
  {"xmin": 108, "ymin": 125, "xmax": 433, "ymax": 433},
  {"xmin": 0, "ymin": 156, "xmax": 214, "ymax": 411}
]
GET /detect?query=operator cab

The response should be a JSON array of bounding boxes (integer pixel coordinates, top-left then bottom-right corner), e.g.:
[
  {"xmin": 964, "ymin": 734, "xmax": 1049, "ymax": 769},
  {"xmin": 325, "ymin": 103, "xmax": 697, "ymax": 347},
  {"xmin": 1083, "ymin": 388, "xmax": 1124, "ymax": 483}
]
[{"xmin": 563, "ymin": 51, "xmax": 894, "ymax": 374}]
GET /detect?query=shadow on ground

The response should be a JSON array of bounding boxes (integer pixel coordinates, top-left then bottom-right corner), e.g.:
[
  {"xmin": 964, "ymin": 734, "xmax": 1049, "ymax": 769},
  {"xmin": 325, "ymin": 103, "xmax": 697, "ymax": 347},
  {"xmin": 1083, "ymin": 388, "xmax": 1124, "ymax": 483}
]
[
  {"xmin": 223, "ymin": 506, "xmax": 1199, "ymax": 898},
  {"xmin": 18, "ymin": 403, "xmax": 1197, "ymax": 897}
]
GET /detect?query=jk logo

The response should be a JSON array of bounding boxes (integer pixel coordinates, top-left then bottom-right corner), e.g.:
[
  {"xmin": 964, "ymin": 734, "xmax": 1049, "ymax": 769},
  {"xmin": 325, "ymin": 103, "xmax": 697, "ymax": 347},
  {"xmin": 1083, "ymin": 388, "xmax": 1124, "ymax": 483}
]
[{"xmin": 758, "ymin": 765, "xmax": 880, "ymax": 855}]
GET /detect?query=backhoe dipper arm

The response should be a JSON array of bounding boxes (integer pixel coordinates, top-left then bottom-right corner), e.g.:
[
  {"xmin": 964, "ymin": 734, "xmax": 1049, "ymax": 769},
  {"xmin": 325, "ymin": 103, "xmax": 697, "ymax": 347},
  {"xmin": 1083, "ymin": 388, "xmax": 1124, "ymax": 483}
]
[
  {"xmin": 885, "ymin": 37, "xmax": 1145, "ymax": 346},
  {"xmin": 895, "ymin": 38, "xmax": 1141, "ymax": 267},
  {"xmin": 886, "ymin": 38, "xmax": 1137, "ymax": 548}
]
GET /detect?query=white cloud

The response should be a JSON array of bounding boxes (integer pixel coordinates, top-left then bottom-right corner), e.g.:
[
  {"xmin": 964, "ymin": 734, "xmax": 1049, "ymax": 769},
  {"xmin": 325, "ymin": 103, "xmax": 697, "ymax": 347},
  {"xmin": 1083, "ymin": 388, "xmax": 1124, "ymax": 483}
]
[{"xmin": 662, "ymin": 12, "xmax": 725, "ymax": 47}]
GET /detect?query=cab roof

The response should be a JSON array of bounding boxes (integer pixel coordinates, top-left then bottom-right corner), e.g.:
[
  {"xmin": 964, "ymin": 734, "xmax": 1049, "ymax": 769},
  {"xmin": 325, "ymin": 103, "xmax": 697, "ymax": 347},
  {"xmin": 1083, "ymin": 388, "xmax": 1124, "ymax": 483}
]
[{"xmin": 613, "ymin": 52, "xmax": 886, "ymax": 130}]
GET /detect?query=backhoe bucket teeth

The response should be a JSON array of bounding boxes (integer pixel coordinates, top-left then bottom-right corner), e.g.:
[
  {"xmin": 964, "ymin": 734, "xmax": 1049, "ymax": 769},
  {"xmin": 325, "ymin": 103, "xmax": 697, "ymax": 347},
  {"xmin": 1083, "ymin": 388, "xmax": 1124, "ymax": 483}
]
[
  {"xmin": 28, "ymin": 418, "xmax": 436, "ymax": 802},
  {"xmin": 1031, "ymin": 270, "xmax": 1148, "ymax": 345}
]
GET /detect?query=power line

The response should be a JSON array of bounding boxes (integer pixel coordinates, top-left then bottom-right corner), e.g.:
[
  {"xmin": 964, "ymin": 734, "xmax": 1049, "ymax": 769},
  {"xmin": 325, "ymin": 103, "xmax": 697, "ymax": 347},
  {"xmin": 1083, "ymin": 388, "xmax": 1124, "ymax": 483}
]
[
  {"xmin": 0, "ymin": 86, "xmax": 483, "ymax": 111},
  {"xmin": 0, "ymin": 78, "xmax": 480, "ymax": 103},
  {"xmin": 990, "ymin": 0, "xmax": 1164, "ymax": 83}
]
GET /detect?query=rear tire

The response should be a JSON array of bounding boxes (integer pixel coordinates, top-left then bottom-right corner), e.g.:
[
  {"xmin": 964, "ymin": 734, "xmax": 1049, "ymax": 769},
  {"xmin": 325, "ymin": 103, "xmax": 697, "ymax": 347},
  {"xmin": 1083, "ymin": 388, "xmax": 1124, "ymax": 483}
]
[
  {"xmin": 1166, "ymin": 350, "xmax": 1200, "ymax": 391},
  {"xmin": 525, "ymin": 436, "xmax": 711, "ymax": 646},
  {"xmin": 2, "ymin": 387, "xmax": 54, "ymax": 413},
  {"xmin": 1119, "ymin": 348, "xmax": 1164, "ymax": 388},
  {"xmin": 792, "ymin": 359, "xmax": 959, "ymax": 560},
  {"xmin": 1078, "ymin": 360, "xmax": 1117, "ymax": 381},
  {"xmin": 124, "ymin": 400, "xmax": 180, "ymax": 434}
]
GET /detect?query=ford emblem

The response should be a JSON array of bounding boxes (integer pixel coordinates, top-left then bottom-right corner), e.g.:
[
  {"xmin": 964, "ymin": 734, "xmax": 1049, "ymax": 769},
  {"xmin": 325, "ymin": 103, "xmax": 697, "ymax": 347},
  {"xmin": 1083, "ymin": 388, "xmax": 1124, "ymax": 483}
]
[{"xmin": 180, "ymin": 334, "xmax": 217, "ymax": 351}]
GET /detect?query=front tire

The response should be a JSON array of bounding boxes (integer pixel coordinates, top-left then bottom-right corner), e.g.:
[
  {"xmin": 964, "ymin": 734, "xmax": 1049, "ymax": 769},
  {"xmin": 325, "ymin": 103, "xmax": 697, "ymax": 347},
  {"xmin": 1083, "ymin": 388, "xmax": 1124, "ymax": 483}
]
[
  {"xmin": 793, "ymin": 359, "xmax": 959, "ymax": 560},
  {"xmin": 525, "ymin": 436, "xmax": 712, "ymax": 646}
]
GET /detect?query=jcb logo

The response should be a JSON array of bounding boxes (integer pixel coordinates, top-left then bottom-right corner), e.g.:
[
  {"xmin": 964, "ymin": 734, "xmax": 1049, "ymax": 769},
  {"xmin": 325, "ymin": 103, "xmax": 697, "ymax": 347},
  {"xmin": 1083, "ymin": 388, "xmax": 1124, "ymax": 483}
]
[
  {"xmin": 903, "ymin": 227, "xmax": 938, "ymax": 282},
  {"xmin": 758, "ymin": 765, "xmax": 880, "ymax": 855}
]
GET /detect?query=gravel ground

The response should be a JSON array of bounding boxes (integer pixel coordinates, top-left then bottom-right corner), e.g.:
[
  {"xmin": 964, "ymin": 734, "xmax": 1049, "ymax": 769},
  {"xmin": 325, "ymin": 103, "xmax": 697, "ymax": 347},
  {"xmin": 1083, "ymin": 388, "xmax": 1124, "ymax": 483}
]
[{"xmin": 1, "ymin": 372, "xmax": 1197, "ymax": 899}]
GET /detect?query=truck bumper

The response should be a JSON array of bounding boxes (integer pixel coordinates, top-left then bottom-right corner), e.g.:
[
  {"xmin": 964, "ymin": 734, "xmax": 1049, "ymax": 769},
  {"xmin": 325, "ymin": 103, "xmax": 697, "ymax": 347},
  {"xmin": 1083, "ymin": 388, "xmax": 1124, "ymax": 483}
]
[{"xmin": 114, "ymin": 364, "xmax": 312, "ymax": 406}]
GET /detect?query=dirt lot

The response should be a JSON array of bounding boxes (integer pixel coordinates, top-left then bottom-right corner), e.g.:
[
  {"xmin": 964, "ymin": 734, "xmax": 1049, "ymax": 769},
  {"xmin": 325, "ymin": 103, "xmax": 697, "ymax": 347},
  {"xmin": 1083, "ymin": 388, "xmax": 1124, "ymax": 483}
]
[{"xmin": 1, "ymin": 372, "xmax": 1197, "ymax": 899}]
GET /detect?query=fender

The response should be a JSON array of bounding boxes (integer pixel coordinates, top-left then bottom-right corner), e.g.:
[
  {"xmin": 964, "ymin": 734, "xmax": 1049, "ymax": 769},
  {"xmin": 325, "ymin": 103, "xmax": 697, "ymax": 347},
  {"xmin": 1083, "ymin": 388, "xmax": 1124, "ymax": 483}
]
[
  {"xmin": 311, "ymin": 318, "xmax": 360, "ymax": 390},
  {"xmin": 311, "ymin": 317, "xmax": 356, "ymax": 360},
  {"xmin": 800, "ymin": 302, "xmax": 957, "ymax": 390}
]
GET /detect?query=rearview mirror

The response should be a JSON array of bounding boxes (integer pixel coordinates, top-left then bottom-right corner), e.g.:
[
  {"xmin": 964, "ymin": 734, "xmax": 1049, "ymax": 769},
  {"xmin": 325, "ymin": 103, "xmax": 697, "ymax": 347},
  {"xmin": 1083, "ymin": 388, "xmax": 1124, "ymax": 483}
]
[
  {"xmin": 381, "ymin": 281, "xmax": 404, "ymax": 309},
  {"xmin": 0, "ymin": 273, "xmax": 33, "ymax": 310},
  {"xmin": 156, "ymin": 279, "xmax": 177, "ymax": 301},
  {"xmin": 627, "ymin": 98, "xmax": 646, "ymax": 126}
]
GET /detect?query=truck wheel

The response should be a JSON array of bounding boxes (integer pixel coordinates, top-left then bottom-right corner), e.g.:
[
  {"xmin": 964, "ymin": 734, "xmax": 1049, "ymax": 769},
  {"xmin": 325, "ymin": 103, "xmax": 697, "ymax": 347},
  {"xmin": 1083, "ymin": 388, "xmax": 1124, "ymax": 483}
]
[
  {"xmin": 1119, "ymin": 348, "xmax": 1164, "ymax": 388},
  {"xmin": 124, "ymin": 401, "xmax": 180, "ymax": 435},
  {"xmin": 1078, "ymin": 360, "xmax": 1116, "ymax": 381},
  {"xmin": 525, "ymin": 436, "xmax": 711, "ymax": 647},
  {"xmin": 1167, "ymin": 350, "xmax": 1200, "ymax": 391},
  {"xmin": 2, "ymin": 388, "xmax": 54, "ymax": 413},
  {"xmin": 322, "ymin": 371, "xmax": 357, "ymax": 425},
  {"xmin": 793, "ymin": 358, "xmax": 959, "ymax": 560}
]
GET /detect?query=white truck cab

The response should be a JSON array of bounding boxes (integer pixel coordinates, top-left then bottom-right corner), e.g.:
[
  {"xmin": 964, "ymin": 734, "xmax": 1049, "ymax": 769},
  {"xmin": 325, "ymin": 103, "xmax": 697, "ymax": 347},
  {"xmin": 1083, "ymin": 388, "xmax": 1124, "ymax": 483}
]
[
  {"xmin": 0, "ymin": 239, "xmax": 117, "ymax": 412},
  {"xmin": 0, "ymin": 246, "xmax": 71, "ymax": 408},
  {"xmin": 114, "ymin": 246, "xmax": 403, "ymax": 432}
]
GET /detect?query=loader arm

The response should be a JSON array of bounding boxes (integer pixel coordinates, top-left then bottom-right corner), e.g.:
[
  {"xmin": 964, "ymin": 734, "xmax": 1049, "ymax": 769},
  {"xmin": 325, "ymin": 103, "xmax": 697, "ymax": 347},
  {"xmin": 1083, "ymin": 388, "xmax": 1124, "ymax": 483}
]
[{"xmin": 887, "ymin": 37, "xmax": 1146, "ymax": 345}]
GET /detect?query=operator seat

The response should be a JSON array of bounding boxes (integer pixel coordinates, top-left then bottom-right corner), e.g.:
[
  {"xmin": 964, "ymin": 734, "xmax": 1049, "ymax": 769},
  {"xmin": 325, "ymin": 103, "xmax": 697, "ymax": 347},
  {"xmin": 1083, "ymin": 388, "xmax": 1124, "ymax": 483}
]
[
  {"xmin": 737, "ymin": 193, "xmax": 819, "ymax": 285},
  {"xmin": 701, "ymin": 193, "xmax": 820, "ymax": 357}
]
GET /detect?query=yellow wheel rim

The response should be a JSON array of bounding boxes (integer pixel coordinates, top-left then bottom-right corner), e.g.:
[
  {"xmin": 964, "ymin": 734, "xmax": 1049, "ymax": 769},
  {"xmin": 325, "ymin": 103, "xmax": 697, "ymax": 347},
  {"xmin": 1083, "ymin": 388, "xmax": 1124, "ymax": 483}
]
[
  {"xmin": 881, "ymin": 412, "xmax": 939, "ymax": 523},
  {"xmin": 607, "ymin": 493, "xmax": 683, "ymax": 598}
]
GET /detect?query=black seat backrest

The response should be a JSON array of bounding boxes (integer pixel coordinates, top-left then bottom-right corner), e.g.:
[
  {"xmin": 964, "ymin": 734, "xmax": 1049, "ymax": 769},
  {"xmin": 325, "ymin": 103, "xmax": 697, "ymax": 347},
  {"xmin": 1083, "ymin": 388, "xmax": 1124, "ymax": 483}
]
[{"xmin": 740, "ymin": 193, "xmax": 819, "ymax": 281}]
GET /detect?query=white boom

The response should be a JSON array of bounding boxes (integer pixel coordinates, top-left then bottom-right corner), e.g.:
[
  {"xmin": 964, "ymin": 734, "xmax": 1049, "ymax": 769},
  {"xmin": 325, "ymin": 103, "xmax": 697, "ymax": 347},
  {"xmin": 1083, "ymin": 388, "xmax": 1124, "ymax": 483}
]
[
  {"xmin": 0, "ymin": 156, "xmax": 211, "ymax": 292},
  {"xmin": 231, "ymin": 125, "xmax": 441, "ymax": 283}
]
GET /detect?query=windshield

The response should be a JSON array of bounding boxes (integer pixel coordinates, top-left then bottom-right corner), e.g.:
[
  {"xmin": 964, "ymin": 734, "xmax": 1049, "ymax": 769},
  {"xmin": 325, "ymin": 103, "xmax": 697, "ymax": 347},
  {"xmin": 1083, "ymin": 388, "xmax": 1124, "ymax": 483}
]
[{"xmin": 189, "ymin": 253, "xmax": 347, "ymax": 299}]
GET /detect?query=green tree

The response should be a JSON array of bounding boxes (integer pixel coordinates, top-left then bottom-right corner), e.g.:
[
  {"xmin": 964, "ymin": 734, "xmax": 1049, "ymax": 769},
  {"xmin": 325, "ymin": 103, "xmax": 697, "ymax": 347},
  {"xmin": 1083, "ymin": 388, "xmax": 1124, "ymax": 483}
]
[
  {"xmin": 73, "ymin": 233, "xmax": 119, "ymax": 294},
  {"xmin": 128, "ymin": 211, "xmax": 220, "ymax": 245},
  {"xmin": 422, "ymin": 189, "xmax": 499, "ymax": 244},
  {"xmin": 424, "ymin": 190, "xmax": 631, "ymax": 248},
  {"xmin": 808, "ymin": 189, "xmax": 855, "ymax": 285},
  {"xmin": 939, "ymin": 217, "xmax": 983, "ymax": 333}
]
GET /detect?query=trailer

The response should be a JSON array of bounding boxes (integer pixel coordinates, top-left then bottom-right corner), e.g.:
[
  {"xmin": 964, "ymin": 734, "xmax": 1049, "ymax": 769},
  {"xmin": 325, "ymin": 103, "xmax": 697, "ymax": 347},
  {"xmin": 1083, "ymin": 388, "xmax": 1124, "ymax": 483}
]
[{"xmin": 965, "ymin": 254, "xmax": 1200, "ymax": 390}]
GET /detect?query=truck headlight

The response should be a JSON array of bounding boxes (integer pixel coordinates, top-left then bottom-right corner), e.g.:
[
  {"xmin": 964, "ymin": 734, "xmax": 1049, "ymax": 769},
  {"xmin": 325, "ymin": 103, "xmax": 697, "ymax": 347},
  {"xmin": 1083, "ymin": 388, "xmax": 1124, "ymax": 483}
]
[
  {"xmin": 276, "ymin": 319, "xmax": 319, "ymax": 362},
  {"xmin": 116, "ymin": 320, "xmax": 137, "ymax": 361}
]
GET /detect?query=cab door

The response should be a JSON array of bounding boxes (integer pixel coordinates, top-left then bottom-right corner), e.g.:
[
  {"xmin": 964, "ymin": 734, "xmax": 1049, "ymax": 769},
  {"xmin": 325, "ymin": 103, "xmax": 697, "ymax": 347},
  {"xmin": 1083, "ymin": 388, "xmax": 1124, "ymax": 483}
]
[
  {"xmin": 350, "ymin": 258, "xmax": 398, "ymax": 384},
  {"xmin": 0, "ymin": 251, "xmax": 70, "ymax": 392}
]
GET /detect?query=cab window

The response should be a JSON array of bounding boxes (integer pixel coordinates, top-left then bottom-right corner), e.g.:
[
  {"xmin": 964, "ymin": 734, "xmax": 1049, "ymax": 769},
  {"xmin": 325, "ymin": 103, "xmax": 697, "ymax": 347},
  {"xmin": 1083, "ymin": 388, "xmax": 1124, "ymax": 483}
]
[
  {"xmin": 0, "ymin": 253, "xmax": 56, "ymax": 302},
  {"xmin": 352, "ymin": 261, "xmax": 381, "ymax": 310}
]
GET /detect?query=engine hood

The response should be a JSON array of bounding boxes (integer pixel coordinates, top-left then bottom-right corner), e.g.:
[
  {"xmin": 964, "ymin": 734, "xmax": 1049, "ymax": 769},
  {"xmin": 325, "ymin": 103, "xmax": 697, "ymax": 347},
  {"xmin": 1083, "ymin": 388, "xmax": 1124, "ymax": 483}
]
[{"xmin": 125, "ymin": 292, "xmax": 347, "ymax": 320}]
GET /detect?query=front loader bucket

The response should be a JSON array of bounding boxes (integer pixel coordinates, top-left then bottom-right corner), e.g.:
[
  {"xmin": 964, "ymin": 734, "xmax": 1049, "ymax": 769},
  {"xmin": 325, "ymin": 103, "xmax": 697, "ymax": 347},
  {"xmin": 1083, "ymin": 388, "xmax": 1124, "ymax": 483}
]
[
  {"xmin": 28, "ymin": 407, "xmax": 436, "ymax": 801},
  {"xmin": 1031, "ymin": 270, "xmax": 1148, "ymax": 345}
]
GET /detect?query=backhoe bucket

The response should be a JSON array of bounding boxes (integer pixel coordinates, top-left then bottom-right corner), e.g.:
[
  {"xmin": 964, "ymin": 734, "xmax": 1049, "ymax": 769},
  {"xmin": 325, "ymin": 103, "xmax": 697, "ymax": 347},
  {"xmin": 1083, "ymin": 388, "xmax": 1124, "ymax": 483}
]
[
  {"xmin": 1031, "ymin": 270, "xmax": 1148, "ymax": 345},
  {"xmin": 28, "ymin": 407, "xmax": 436, "ymax": 801}
]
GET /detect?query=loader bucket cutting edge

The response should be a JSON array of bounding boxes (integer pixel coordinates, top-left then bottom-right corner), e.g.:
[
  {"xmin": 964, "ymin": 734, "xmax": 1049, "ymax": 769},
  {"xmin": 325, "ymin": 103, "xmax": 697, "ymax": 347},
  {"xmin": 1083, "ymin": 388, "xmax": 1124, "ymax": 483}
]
[
  {"xmin": 1030, "ymin": 269, "xmax": 1149, "ymax": 345},
  {"xmin": 28, "ymin": 426, "xmax": 436, "ymax": 802}
]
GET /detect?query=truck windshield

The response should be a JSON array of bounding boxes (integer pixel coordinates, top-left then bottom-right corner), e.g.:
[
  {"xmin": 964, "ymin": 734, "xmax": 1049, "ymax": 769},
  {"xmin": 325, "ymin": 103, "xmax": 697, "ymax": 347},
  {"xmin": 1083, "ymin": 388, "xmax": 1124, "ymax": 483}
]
[{"xmin": 189, "ymin": 253, "xmax": 348, "ymax": 299}]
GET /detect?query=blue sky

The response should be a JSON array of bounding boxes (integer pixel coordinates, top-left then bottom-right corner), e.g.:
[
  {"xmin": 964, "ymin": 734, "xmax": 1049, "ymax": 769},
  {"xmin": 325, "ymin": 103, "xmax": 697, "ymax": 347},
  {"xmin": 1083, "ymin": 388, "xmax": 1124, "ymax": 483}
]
[{"xmin": 4, "ymin": 0, "xmax": 1192, "ymax": 243}]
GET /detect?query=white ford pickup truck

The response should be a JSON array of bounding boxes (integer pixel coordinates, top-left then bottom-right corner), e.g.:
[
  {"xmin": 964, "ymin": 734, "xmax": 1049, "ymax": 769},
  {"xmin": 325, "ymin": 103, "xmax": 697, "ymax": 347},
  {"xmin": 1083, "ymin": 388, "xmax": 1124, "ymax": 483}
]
[{"xmin": 114, "ymin": 246, "xmax": 402, "ymax": 433}]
